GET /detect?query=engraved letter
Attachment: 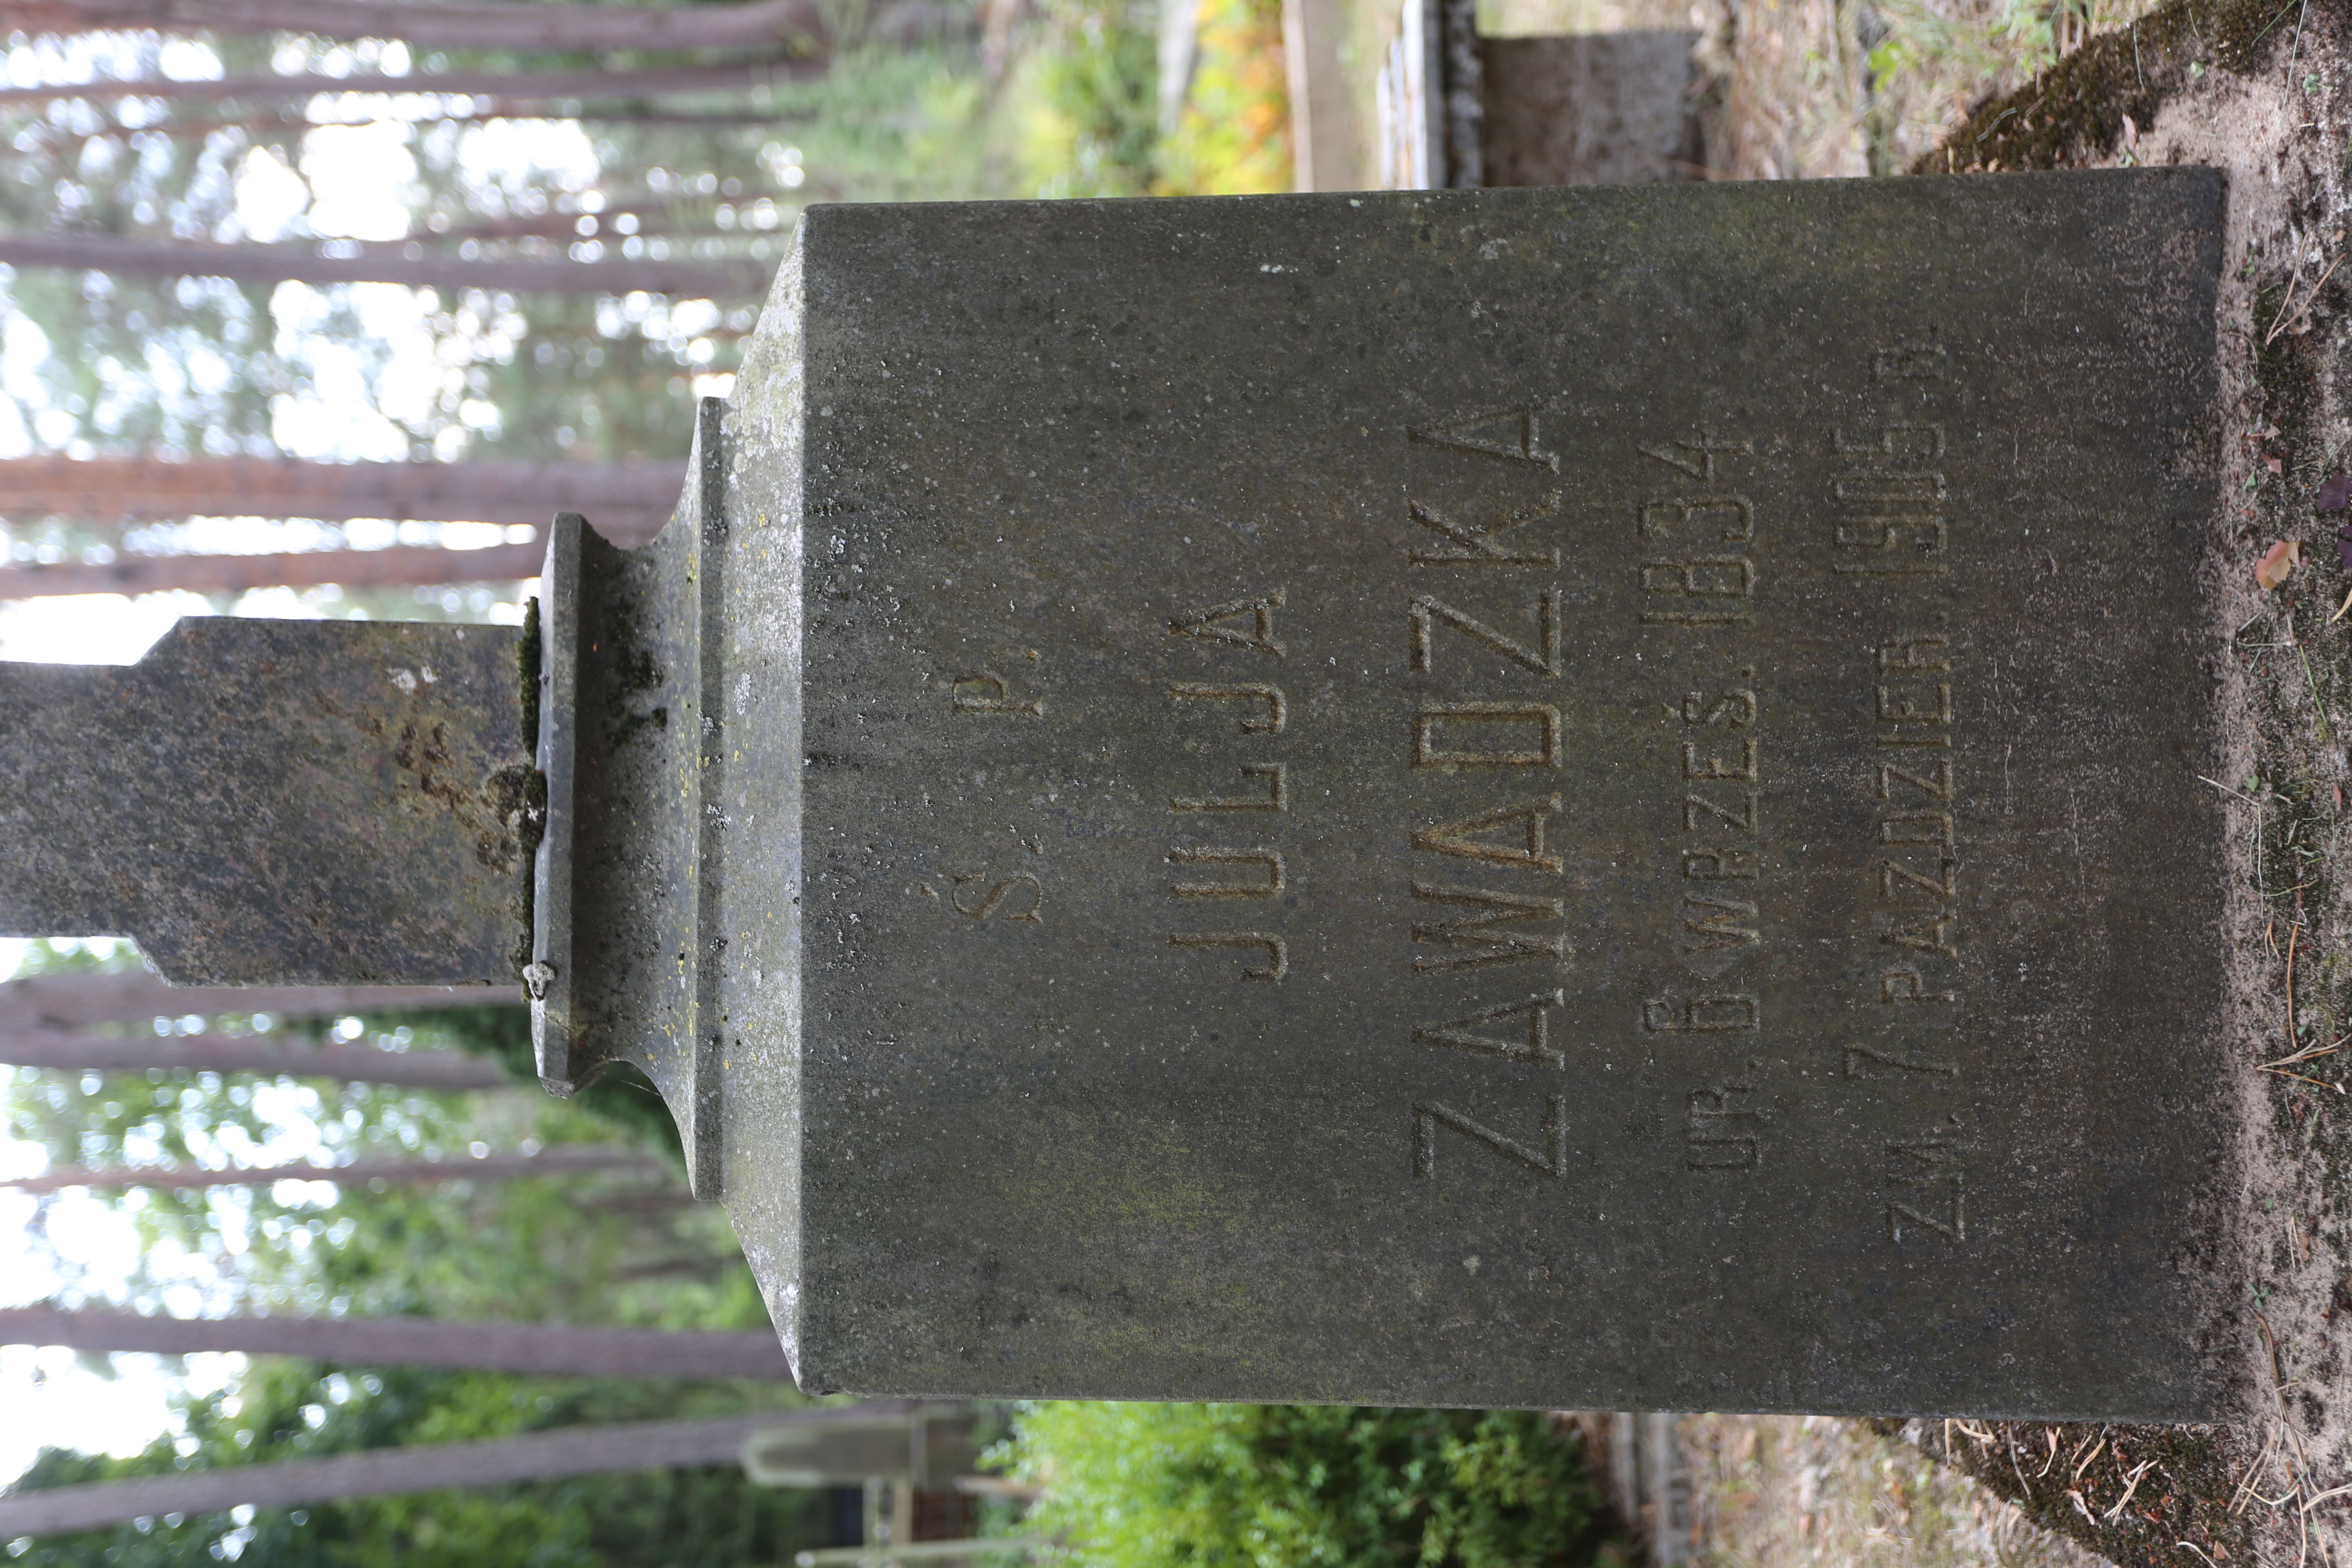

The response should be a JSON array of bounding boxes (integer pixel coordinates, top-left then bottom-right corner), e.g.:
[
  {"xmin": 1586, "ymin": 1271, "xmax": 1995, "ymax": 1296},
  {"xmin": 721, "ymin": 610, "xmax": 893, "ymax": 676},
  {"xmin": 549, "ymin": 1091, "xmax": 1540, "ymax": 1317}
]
[
  {"xmin": 1410, "ymin": 884, "xmax": 1567, "ymax": 974},
  {"xmin": 1877, "ymin": 684, "xmax": 1953, "ymax": 725},
  {"xmin": 1410, "ymin": 590, "xmax": 1561, "ymax": 677},
  {"xmin": 1171, "ymin": 588, "xmax": 1285, "ymax": 657},
  {"xmin": 1638, "ymin": 433, "xmax": 1752, "ymax": 481},
  {"xmin": 950, "ymin": 671, "xmax": 1043, "ymax": 717},
  {"xmin": 1414, "ymin": 704, "xmax": 1562, "ymax": 768},
  {"xmin": 1639, "ymin": 557, "xmax": 1756, "ymax": 625},
  {"xmin": 1169, "ymin": 847, "xmax": 1284, "ymax": 898},
  {"xmin": 1407, "ymin": 492, "xmax": 1561, "ymax": 567},
  {"xmin": 1640, "ymin": 495, "xmax": 1754, "ymax": 543},
  {"xmin": 1407, "ymin": 407, "xmax": 1560, "ymax": 471},
  {"xmin": 1683, "ymin": 790, "xmax": 1759, "ymax": 833},
  {"xmin": 1682, "ymin": 737, "xmax": 1758, "ymax": 782},
  {"xmin": 1170, "ymin": 682, "xmax": 1286, "ymax": 733},
  {"xmin": 1884, "ymin": 911, "xmax": 1957, "ymax": 958},
  {"xmin": 1880, "ymin": 858, "xmax": 1957, "ymax": 899},
  {"xmin": 1685, "ymin": 1083, "xmax": 1762, "ymax": 1170},
  {"xmin": 1412, "ymin": 991, "xmax": 1566, "ymax": 1068},
  {"xmin": 1841, "ymin": 1045, "xmax": 1959, "ymax": 1080},
  {"xmin": 1642, "ymin": 994, "xmax": 1759, "ymax": 1033},
  {"xmin": 1172, "ymin": 764, "xmax": 1287, "ymax": 813},
  {"xmin": 1679, "ymin": 894, "xmax": 1760, "ymax": 953},
  {"xmin": 1880, "ymin": 969, "xmax": 1955, "ymax": 1004},
  {"xmin": 1885, "ymin": 1141, "xmax": 1965, "ymax": 1241},
  {"xmin": 1682, "ymin": 688, "xmax": 1757, "ymax": 727},
  {"xmin": 1836, "ymin": 423, "xmax": 1946, "ymax": 463},
  {"xmin": 1878, "ymin": 635, "xmax": 1952, "ymax": 673},
  {"xmin": 1877, "ymin": 759, "xmax": 1953, "ymax": 801},
  {"xmin": 1412, "ymin": 1098, "xmax": 1567, "ymax": 1179},
  {"xmin": 1683, "ymin": 846, "xmax": 1760, "ymax": 881},
  {"xmin": 1169, "ymin": 931, "xmax": 1287, "ymax": 982},
  {"xmin": 1872, "ymin": 343, "xmax": 1949, "ymax": 382},
  {"xmin": 1880, "ymin": 813, "xmax": 1954, "ymax": 847},
  {"xmin": 949, "ymin": 873, "xmax": 1044, "ymax": 922},
  {"xmin": 1412, "ymin": 794, "xmax": 1564, "ymax": 874}
]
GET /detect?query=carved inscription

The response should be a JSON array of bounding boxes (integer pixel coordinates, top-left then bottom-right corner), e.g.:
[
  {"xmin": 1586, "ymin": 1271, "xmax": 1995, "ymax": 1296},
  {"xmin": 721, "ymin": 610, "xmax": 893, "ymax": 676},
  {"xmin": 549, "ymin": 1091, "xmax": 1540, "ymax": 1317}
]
[
  {"xmin": 1625, "ymin": 429, "xmax": 1771, "ymax": 1171},
  {"xmin": 1169, "ymin": 931, "xmax": 1287, "ymax": 982},
  {"xmin": 1169, "ymin": 848, "xmax": 1284, "ymax": 898},
  {"xmin": 950, "ymin": 670, "xmax": 1044, "ymax": 717},
  {"xmin": 1407, "ymin": 407, "xmax": 1561, "ymax": 471},
  {"xmin": 949, "ymin": 873, "xmax": 1044, "ymax": 922},
  {"xmin": 1403, "ymin": 409, "xmax": 1570, "ymax": 1182},
  {"xmin": 1831, "ymin": 354, "xmax": 1967, "ymax": 1242},
  {"xmin": 1684, "ymin": 1083, "xmax": 1762, "ymax": 1169},
  {"xmin": 1830, "ymin": 424, "xmax": 1949, "ymax": 579},
  {"xmin": 935, "ymin": 654, "xmax": 1049, "ymax": 930},
  {"xmin": 1165, "ymin": 596, "xmax": 1293, "ymax": 981},
  {"xmin": 1638, "ymin": 432, "xmax": 1757, "ymax": 628}
]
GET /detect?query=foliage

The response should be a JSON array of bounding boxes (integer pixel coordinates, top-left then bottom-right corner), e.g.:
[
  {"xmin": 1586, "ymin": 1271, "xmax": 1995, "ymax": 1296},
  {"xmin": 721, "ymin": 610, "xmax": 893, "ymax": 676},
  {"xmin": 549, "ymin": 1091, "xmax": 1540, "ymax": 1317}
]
[
  {"xmin": 4, "ymin": 944, "xmax": 748, "ymax": 1330},
  {"xmin": 991, "ymin": 1402, "xmax": 1616, "ymax": 1568},
  {"xmin": 1009, "ymin": 0, "xmax": 1160, "ymax": 197},
  {"xmin": 8, "ymin": 1361, "xmax": 824, "ymax": 1568},
  {"xmin": 1153, "ymin": 0, "xmax": 1290, "ymax": 195},
  {"xmin": 1859, "ymin": 0, "xmax": 2163, "ymax": 170},
  {"xmin": 385, "ymin": 1006, "xmax": 684, "ymax": 1165}
]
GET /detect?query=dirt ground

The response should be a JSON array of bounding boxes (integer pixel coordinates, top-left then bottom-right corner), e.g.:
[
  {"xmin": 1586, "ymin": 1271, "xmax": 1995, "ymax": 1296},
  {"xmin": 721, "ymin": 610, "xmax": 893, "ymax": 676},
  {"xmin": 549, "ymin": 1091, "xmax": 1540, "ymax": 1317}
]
[{"xmin": 1681, "ymin": 1415, "xmax": 2112, "ymax": 1566}]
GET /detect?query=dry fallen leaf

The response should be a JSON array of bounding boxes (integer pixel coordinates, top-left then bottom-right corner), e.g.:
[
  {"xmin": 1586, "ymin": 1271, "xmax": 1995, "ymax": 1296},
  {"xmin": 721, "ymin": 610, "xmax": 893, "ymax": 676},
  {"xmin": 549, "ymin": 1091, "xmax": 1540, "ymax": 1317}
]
[
  {"xmin": 2258, "ymin": 539, "xmax": 2303, "ymax": 590},
  {"xmin": 2267, "ymin": 455, "xmax": 2286, "ymax": 474}
]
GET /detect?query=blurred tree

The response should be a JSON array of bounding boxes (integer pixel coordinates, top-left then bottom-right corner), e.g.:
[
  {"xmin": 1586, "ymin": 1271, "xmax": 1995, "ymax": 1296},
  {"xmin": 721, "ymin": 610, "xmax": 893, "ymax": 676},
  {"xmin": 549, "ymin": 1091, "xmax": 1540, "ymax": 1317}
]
[
  {"xmin": 0, "ymin": 58, "xmax": 819, "ymax": 108},
  {"xmin": 0, "ymin": 232, "xmax": 767, "ymax": 294},
  {"xmin": 4, "ymin": 1146, "xmax": 655, "ymax": 1194},
  {"xmin": 4, "ymin": 1363, "xmax": 830, "ymax": 1566},
  {"xmin": 0, "ymin": 1031, "xmax": 507, "ymax": 1087},
  {"xmin": 0, "ymin": 0, "xmax": 827, "ymax": 53},
  {"xmin": 0, "ymin": 453, "xmax": 681, "ymax": 532},
  {"xmin": 0, "ymin": 540, "xmax": 548, "ymax": 597},
  {"xmin": 0, "ymin": 1305, "xmax": 788, "ymax": 1378},
  {"xmin": 994, "ymin": 1402, "xmax": 1618, "ymax": 1568}
]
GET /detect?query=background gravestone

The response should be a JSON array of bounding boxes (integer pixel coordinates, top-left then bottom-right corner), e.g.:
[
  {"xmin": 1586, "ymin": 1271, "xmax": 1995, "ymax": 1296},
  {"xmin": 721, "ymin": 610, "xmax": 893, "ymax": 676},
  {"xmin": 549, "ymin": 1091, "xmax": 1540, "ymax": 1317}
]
[{"xmin": 1480, "ymin": 32, "xmax": 1705, "ymax": 185}]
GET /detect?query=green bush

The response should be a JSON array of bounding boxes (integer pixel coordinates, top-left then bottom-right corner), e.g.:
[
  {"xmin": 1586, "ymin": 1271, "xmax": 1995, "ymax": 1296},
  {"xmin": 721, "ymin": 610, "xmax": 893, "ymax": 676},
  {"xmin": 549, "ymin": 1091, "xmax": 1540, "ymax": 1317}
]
[{"xmin": 990, "ymin": 1402, "xmax": 1621, "ymax": 1567}]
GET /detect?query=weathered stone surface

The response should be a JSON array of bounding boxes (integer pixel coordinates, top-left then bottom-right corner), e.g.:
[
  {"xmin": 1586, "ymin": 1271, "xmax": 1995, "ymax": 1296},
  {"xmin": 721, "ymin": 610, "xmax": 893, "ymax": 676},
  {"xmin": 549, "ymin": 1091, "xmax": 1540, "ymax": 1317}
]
[
  {"xmin": 687, "ymin": 169, "xmax": 2234, "ymax": 1418},
  {"xmin": 0, "ymin": 617, "xmax": 532, "ymax": 984}
]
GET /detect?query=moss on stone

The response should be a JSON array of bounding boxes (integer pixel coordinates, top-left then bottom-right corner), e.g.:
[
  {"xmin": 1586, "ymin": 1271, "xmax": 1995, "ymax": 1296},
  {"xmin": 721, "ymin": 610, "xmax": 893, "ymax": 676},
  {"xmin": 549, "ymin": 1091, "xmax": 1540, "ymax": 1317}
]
[{"xmin": 1913, "ymin": 0, "xmax": 2300, "ymax": 174}]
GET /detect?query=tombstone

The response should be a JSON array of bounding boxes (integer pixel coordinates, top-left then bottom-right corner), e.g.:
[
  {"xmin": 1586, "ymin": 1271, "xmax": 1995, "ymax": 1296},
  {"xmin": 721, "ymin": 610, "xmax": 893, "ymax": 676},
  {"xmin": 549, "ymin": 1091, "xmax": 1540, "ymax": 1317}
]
[
  {"xmin": 1374, "ymin": 0, "xmax": 1705, "ymax": 190},
  {"xmin": 2, "ymin": 169, "xmax": 2234, "ymax": 1420},
  {"xmin": 1477, "ymin": 33, "xmax": 1705, "ymax": 186}
]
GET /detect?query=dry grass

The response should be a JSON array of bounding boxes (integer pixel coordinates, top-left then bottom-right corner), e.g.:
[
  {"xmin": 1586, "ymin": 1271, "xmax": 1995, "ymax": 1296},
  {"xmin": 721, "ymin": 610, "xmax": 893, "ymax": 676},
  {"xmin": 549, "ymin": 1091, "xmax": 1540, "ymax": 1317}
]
[{"xmin": 1678, "ymin": 1415, "xmax": 2111, "ymax": 1568}]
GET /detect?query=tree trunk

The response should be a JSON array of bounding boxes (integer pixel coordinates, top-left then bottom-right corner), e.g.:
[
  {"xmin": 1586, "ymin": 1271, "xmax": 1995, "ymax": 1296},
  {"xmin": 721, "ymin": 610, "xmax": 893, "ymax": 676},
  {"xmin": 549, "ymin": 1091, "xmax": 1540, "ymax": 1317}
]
[
  {"xmin": 5, "ymin": 1146, "xmax": 657, "ymax": 1195},
  {"xmin": 0, "ymin": 1307, "xmax": 777, "ymax": 1376},
  {"xmin": 0, "ymin": 973, "xmax": 494, "ymax": 1031},
  {"xmin": 0, "ymin": 1029, "xmax": 509, "ymax": 1088},
  {"xmin": 0, "ymin": 456, "xmax": 680, "ymax": 540},
  {"xmin": 0, "ymin": 541, "xmax": 550, "ymax": 599},
  {"xmin": 0, "ymin": 0, "xmax": 826, "ymax": 51},
  {"xmin": 0, "ymin": 1404, "xmax": 935, "ymax": 1537},
  {"xmin": 0, "ymin": 58, "xmax": 822, "ymax": 107},
  {"xmin": 87, "ymin": 104, "xmax": 810, "ymax": 145},
  {"xmin": 0, "ymin": 232, "xmax": 768, "ymax": 298}
]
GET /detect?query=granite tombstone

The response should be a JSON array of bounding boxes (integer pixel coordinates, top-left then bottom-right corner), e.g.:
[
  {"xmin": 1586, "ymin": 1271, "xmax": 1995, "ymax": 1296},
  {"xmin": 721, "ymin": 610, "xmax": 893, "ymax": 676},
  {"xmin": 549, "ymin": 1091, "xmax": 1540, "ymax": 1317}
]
[{"xmin": 0, "ymin": 168, "xmax": 2235, "ymax": 1420}]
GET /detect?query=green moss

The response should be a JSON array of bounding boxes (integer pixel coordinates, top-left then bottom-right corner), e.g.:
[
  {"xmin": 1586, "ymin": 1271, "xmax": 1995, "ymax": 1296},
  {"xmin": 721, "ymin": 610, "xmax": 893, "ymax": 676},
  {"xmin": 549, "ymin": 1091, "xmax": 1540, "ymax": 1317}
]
[
  {"xmin": 1914, "ymin": 0, "xmax": 2299, "ymax": 173},
  {"xmin": 518, "ymin": 592, "xmax": 542, "ymax": 755}
]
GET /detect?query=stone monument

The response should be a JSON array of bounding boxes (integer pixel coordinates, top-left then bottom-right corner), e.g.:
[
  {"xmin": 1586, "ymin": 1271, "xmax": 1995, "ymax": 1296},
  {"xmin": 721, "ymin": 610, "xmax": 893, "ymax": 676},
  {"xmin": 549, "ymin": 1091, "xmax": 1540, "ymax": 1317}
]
[{"xmin": 0, "ymin": 167, "xmax": 2236, "ymax": 1420}]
